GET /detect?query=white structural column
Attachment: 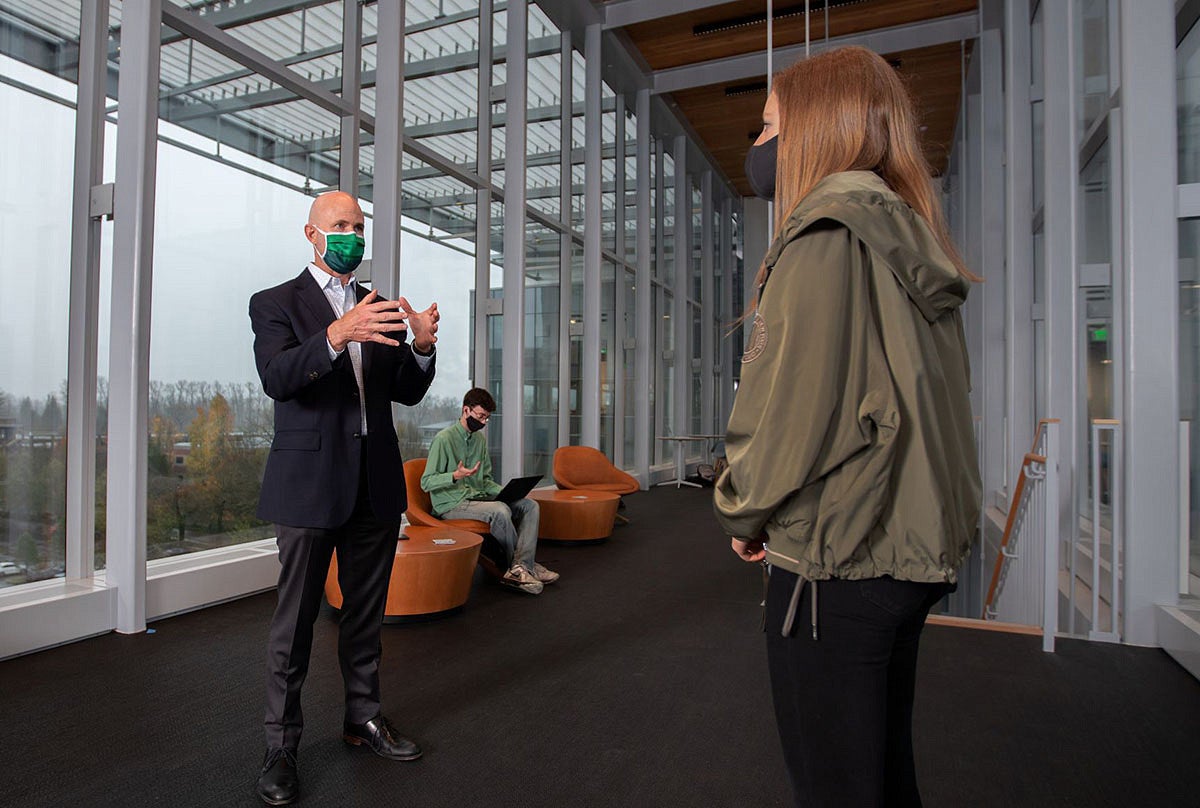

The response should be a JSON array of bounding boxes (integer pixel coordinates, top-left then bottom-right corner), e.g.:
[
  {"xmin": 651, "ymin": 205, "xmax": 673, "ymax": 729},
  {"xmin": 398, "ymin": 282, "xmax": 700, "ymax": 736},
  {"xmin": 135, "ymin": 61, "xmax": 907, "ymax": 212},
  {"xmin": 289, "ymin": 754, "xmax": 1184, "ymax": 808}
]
[
  {"xmin": 634, "ymin": 88, "xmax": 652, "ymax": 485},
  {"xmin": 979, "ymin": 17, "xmax": 1008, "ymax": 503},
  {"xmin": 65, "ymin": 0, "xmax": 109, "ymax": 581},
  {"xmin": 742, "ymin": 197, "xmax": 770, "ymax": 351},
  {"xmin": 338, "ymin": 0, "xmax": 362, "ymax": 195},
  {"xmin": 107, "ymin": 0, "xmax": 162, "ymax": 634},
  {"xmin": 1119, "ymin": 0, "xmax": 1180, "ymax": 645},
  {"xmin": 371, "ymin": 0, "xmax": 405, "ymax": 300},
  {"xmin": 672, "ymin": 136, "xmax": 691, "ymax": 441},
  {"xmin": 581, "ymin": 22, "xmax": 602, "ymax": 449},
  {"xmin": 501, "ymin": 0, "xmax": 528, "ymax": 471},
  {"xmin": 1004, "ymin": 0, "xmax": 1035, "ymax": 489},
  {"xmin": 700, "ymin": 171, "xmax": 715, "ymax": 435},
  {"xmin": 1042, "ymin": 0, "xmax": 1080, "ymax": 624},
  {"xmin": 475, "ymin": 0, "xmax": 494, "ymax": 387},
  {"xmin": 719, "ymin": 196, "xmax": 735, "ymax": 428},
  {"xmin": 557, "ymin": 31, "xmax": 572, "ymax": 446}
]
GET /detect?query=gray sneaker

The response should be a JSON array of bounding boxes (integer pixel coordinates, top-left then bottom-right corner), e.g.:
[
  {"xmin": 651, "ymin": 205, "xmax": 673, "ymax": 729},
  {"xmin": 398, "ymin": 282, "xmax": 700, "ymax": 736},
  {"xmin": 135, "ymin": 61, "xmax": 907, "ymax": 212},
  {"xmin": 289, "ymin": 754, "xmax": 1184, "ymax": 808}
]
[
  {"xmin": 531, "ymin": 562, "xmax": 559, "ymax": 585},
  {"xmin": 501, "ymin": 564, "xmax": 543, "ymax": 595}
]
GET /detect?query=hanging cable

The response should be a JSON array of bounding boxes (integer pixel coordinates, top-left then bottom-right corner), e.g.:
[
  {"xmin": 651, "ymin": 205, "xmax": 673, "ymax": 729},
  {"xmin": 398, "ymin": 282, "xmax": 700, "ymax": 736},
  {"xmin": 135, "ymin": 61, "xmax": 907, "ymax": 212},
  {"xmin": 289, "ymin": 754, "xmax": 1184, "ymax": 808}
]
[
  {"xmin": 767, "ymin": 0, "xmax": 773, "ymax": 235},
  {"xmin": 767, "ymin": 0, "xmax": 773, "ymax": 92}
]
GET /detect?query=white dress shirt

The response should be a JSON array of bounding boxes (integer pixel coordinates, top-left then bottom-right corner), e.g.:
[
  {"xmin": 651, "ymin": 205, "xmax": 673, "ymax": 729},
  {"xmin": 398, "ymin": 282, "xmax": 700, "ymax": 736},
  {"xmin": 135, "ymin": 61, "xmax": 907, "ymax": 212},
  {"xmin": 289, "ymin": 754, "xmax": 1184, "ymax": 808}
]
[{"xmin": 307, "ymin": 263, "xmax": 433, "ymax": 435}]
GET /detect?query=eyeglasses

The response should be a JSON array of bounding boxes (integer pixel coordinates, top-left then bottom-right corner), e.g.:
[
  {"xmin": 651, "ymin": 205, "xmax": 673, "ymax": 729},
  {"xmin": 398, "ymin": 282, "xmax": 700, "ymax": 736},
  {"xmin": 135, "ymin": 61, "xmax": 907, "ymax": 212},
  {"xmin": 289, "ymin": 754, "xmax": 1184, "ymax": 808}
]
[{"xmin": 467, "ymin": 407, "xmax": 491, "ymax": 422}]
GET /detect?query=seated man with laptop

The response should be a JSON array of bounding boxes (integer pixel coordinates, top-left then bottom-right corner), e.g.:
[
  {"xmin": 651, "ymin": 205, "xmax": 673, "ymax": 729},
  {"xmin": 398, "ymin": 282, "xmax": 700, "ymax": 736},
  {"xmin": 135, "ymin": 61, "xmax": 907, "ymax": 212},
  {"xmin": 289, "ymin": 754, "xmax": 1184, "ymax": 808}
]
[{"xmin": 421, "ymin": 388, "xmax": 559, "ymax": 595}]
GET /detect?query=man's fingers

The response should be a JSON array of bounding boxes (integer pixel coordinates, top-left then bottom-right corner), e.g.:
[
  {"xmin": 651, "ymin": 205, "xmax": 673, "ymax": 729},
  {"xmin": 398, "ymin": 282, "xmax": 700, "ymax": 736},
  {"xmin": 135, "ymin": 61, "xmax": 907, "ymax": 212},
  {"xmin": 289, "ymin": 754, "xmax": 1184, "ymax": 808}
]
[
  {"xmin": 397, "ymin": 295, "xmax": 416, "ymax": 314},
  {"xmin": 368, "ymin": 333, "xmax": 401, "ymax": 347}
]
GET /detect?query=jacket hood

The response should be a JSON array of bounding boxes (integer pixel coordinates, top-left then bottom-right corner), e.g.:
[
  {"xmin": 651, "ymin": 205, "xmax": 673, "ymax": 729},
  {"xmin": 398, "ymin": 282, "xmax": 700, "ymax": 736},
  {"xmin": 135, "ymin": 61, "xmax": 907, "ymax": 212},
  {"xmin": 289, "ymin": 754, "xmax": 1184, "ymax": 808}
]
[{"xmin": 764, "ymin": 171, "xmax": 969, "ymax": 322}]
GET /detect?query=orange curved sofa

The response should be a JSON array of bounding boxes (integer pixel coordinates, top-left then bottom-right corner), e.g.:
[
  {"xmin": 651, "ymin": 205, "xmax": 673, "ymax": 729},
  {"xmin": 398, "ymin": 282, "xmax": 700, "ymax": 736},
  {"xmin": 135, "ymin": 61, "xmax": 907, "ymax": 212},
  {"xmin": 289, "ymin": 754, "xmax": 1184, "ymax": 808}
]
[
  {"xmin": 552, "ymin": 446, "xmax": 639, "ymax": 522},
  {"xmin": 403, "ymin": 458, "xmax": 507, "ymax": 576}
]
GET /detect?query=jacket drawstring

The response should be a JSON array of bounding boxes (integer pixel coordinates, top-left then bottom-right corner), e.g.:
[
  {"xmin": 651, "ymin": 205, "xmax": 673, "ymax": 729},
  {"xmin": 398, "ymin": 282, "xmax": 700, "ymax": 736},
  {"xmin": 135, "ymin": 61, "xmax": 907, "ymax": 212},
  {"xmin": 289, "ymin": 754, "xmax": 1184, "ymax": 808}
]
[
  {"xmin": 759, "ymin": 560, "xmax": 770, "ymax": 632},
  {"xmin": 779, "ymin": 575, "xmax": 819, "ymax": 640},
  {"xmin": 810, "ymin": 580, "xmax": 818, "ymax": 640},
  {"xmin": 781, "ymin": 574, "xmax": 804, "ymax": 637}
]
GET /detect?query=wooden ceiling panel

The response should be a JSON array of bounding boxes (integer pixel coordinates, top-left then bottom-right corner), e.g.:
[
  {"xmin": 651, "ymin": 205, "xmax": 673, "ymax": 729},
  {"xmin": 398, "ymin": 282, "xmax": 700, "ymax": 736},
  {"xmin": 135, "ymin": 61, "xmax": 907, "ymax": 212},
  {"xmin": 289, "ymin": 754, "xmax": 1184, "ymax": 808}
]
[
  {"xmin": 623, "ymin": 0, "xmax": 977, "ymax": 70},
  {"xmin": 671, "ymin": 40, "xmax": 971, "ymax": 197}
]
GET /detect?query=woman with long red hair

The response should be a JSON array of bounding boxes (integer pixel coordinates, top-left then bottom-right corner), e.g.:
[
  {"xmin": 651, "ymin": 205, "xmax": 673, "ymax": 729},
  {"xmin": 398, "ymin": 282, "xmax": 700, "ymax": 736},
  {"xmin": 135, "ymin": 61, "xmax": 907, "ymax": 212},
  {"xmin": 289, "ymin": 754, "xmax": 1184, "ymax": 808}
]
[{"xmin": 715, "ymin": 46, "xmax": 982, "ymax": 807}]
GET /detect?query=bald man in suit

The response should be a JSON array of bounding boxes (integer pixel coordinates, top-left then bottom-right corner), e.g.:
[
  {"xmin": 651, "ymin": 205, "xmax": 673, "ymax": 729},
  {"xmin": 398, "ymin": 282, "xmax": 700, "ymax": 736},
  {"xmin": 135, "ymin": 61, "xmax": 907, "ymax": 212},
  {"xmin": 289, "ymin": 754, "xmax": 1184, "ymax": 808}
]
[{"xmin": 249, "ymin": 192, "xmax": 439, "ymax": 806}]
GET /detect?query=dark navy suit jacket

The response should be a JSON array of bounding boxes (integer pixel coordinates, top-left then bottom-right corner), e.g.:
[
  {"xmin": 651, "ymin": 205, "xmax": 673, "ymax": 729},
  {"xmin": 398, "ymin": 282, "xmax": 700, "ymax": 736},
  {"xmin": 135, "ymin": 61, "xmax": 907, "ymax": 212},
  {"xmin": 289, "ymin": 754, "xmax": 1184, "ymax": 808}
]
[{"xmin": 249, "ymin": 269, "xmax": 435, "ymax": 529}]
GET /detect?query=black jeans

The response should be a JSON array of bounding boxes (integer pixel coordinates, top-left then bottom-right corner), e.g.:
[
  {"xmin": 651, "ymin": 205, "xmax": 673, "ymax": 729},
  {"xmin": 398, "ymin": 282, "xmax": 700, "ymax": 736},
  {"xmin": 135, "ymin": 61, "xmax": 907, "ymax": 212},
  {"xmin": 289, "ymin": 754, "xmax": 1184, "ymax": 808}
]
[{"xmin": 765, "ymin": 568, "xmax": 949, "ymax": 808}]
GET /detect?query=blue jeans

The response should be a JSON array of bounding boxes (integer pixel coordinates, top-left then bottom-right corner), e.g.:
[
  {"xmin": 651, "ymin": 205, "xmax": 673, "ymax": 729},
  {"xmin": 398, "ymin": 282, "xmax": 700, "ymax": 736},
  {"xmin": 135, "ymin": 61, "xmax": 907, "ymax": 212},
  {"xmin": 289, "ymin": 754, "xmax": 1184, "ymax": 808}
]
[{"xmin": 440, "ymin": 498, "xmax": 539, "ymax": 570}]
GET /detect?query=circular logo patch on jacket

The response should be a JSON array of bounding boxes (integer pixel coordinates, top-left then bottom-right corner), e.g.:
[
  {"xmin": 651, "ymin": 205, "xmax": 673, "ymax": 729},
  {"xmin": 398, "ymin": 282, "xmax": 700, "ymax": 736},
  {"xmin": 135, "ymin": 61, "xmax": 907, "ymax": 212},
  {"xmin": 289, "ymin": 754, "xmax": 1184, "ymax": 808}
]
[{"xmin": 742, "ymin": 312, "xmax": 767, "ymax": 363}]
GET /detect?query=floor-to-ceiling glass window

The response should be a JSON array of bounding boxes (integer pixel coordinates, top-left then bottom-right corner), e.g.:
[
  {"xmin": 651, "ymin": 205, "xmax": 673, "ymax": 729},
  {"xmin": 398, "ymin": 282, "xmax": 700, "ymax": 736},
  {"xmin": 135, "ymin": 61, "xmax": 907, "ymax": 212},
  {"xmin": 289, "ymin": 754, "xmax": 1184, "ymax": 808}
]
[
  {"xmin": 600, "ymin": 260, "xmax": 617, "ymax": 456},
  {"xmin": 660, "ymin": 288, "xmax": 675, "ymax": 444},
  {"xmin": 656, "ymin": 150, "xmax": 676, "ymax": 463},
  {"xmin": 1073, "ymin": 0, "xmax": 1119, "ymax": 636},
  {"xmin": 622, "ymin": 268, "xmax": 637, "ymax": 465},
  {"xmin": 522, "ymin": 10, "xmax": 564, "ymax": 476},
  {"xmin": 0, "ymin": 31, "xmax": 78, "ymax": 586},
  {"xmin": 690, "ymin": 180, "xmax": 703, "ymax": 442},
  {"xmin": 1077, "ymin": 0, "xmax": 1109, "ymax": 135},
  {"xmin": 1032, "ymin": 1, "xmax": 1047, "ymax": 425},
  {"xmin": 524, "ymin": 220, "xmax": 560, "ymax": 476},
  {"xmin": 484, "ymin": 199, "xmax": 505, "ymax": 477},
  {"xmin": 148, "ymin": 94, "xmax": 320, "ymax": 559},
  {"xmin": 569, "ymin": 244, "xmax": 584, "ymax": 444},
  {"xmin": 1177, "ymin": 14, "xmax": 1200, "ymax": 596}
]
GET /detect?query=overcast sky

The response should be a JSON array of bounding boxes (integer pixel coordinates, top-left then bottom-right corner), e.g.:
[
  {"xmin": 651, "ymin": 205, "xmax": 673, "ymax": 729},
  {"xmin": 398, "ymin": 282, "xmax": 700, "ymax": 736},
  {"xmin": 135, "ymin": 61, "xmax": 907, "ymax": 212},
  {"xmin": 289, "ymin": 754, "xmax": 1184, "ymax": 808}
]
[{"xmin": 0, "ymin": 56, "xmax": 475, "ymax": 405}]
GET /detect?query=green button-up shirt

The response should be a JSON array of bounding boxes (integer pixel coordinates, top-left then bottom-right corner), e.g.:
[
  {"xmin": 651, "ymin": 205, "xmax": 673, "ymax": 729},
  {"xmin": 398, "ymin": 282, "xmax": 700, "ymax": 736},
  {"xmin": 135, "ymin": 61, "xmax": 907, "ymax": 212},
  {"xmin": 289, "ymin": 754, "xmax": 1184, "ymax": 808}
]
[{"xmin": 421, "ymin": 422, "xmax": 502, "ymax": 516}]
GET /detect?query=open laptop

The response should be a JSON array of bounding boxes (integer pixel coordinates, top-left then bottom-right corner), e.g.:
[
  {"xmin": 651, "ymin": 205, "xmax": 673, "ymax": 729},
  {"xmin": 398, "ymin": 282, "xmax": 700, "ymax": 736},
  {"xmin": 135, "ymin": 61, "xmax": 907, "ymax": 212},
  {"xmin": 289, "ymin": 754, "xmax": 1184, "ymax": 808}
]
[{"xmin": 494, "ymin": 474, "xmax": 542, "ymax": 504}]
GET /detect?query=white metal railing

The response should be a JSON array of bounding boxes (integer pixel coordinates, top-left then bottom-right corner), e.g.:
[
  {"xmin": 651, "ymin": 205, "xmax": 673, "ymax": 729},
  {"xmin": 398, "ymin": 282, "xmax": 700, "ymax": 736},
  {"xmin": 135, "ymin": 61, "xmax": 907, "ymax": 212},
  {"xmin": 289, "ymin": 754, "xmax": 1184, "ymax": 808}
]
[
  {"xmin": 984, "ymin": 419, "xmax": 1060, "ymax": 653},
  {"xmin": 1042, "ymin": 421, "xmax": 1059, "ymax": 653}
]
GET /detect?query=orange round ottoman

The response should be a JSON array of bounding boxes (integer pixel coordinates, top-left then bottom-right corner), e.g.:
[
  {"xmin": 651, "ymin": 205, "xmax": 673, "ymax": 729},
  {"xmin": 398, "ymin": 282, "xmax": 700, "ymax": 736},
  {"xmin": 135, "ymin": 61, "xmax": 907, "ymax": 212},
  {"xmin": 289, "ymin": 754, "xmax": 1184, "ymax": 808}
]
[
  {"xmin": 325, "ymin": 525, "xmax": 482, "ymax": 621},
  {"xmin": 528, "ymin": 489, "xmax": 620, "ymax": 541}
]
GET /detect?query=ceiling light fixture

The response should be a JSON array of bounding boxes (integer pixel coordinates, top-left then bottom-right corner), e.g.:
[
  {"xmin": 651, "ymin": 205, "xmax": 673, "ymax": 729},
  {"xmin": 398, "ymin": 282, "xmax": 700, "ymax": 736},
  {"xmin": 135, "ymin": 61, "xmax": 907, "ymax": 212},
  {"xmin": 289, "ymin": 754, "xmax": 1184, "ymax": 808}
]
[{"xmin": 692, "ymin": 0, "xmax": 870, "ymax": 38}]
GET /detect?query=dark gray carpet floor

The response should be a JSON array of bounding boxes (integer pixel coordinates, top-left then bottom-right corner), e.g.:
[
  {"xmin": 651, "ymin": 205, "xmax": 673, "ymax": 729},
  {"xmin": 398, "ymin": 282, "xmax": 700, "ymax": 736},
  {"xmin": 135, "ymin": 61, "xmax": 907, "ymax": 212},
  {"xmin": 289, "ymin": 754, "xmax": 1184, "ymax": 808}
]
[{"xmin": 1, "ymin": 487, "xmax": 1198, "ymax": 807}]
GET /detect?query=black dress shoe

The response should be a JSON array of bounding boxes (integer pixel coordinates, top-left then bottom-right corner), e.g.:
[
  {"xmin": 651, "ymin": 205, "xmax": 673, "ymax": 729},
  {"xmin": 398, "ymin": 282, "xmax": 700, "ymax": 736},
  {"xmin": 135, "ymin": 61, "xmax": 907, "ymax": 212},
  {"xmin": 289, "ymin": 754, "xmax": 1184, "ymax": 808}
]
[
  {"xmin": 343, "ymin": 714, "xmax": 422, "ymax": 760},
  {"xmin": 256, "ymin": 747, "xmax": 298, "ymax": 806}
]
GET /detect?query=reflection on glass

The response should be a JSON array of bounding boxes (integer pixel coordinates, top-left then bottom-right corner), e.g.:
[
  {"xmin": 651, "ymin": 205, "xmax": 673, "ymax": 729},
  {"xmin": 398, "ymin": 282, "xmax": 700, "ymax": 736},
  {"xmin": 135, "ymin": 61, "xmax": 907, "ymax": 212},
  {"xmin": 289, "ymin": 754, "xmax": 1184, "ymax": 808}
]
[
  {"xmin": 1079, "ymin": 141, "xmax": 1110, "ymax": 264},
  {"xmin": 662, "ymin": 151, "xmax": 675, "ymax": 285},
  {"xmin": 1076, "ymin": 0, "xmax": 1109, "ymax": 136}
]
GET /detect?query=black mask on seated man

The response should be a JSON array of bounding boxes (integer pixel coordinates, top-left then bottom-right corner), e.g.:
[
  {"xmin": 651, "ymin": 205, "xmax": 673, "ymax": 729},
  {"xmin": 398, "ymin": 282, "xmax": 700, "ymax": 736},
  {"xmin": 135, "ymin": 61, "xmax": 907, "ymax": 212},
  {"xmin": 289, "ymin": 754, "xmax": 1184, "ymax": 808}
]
[
  {"xmin": 465, "ymin": 415, "xmax": 486, "ymax": 433},
  {"xmin": 744, "ymin": 135, "xmax": 778, "ymax": 201}
]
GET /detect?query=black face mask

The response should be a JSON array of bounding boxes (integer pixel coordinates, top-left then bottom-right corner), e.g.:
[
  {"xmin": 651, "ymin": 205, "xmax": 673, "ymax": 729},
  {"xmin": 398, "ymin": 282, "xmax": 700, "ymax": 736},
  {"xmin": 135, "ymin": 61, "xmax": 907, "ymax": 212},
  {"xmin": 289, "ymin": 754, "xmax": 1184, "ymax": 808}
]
[
  {"xmin": 744, "ymin": 135, "xmax": 778, "ymax": 201},
  {"xmin": 465, "ymin": 415, "xmax": 486, "ymax": 433}
]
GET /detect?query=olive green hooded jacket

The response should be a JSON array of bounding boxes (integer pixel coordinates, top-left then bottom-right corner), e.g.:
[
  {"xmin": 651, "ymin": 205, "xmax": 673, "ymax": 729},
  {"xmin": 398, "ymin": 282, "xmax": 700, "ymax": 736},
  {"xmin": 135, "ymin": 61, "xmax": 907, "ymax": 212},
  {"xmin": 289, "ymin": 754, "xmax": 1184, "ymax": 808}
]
[{"xmin": 714, "ymin": 171, "xmax": 981, "ymax": 584}]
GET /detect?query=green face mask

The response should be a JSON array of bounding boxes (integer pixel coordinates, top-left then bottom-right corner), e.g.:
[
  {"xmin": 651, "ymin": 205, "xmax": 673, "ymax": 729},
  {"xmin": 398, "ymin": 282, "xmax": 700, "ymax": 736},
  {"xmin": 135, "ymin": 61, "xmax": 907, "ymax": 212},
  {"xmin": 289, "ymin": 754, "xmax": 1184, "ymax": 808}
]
[{"xmin": 315, "ymin": 226, "xmax": 365, "ymax": 275}]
